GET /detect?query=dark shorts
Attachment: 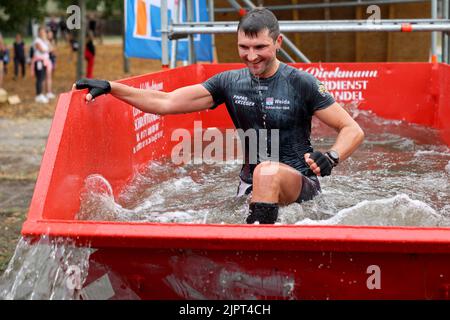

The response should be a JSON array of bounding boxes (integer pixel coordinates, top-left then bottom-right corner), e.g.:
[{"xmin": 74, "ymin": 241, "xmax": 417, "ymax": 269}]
[{"xmin": 236, "ymin": 174, "xmax": 321, "ymax": 203}]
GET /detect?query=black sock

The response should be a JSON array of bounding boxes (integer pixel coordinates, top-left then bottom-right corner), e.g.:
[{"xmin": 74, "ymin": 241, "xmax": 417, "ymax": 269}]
[{"xmin": 246, "ymin": 202, "xmax": 279, "ymax": 224}]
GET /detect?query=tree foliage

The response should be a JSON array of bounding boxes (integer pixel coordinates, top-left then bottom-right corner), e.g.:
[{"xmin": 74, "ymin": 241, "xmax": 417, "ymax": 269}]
[
  {"xmin": 55, "ymin": 0, "xmax": 123, "ymax": 19},
  {"xmin": 0, "ymin": 0, "xmax": 123, "ymax": 35},
  {"xmin": 0, "ymin": 0, "xmax": 47, "ymax": 33}
]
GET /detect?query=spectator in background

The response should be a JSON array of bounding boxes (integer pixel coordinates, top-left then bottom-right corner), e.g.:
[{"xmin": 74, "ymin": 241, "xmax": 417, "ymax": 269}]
[
  {"xmin": 0, "ymin": 36, "xmax": 10, "ymax": 76},
  {"xmin": 28, "ymin": 45, "xmax": 34, "ymax": 65},
  {"xmin": 59, "ymin": 16, "xmax": 69, "ymax": 43},
  {"xmin": 13, "ymin": 33, "xmax": 26, "ymax": 80},
  {"xmin": 47, "ymin": 30, "xmax": 57, "ymax": 74},
  {"xmin": 68, "ymin": 32, "xmax": 79, "ymax": 62},
  {"xmin": 88, "ymin": 14, "xmax": 97, "ymax": 38},
  {"xmin": 45, "ymin": 30, "xmax": 56, "ymax": 100},
  {"xmin": 0, "ymin": 34, "xmax": 4, "ymax": 88},
  {"xmin": 47, "ymin": 16, "xmax": 59, "ymax": 45},
  {"xmin": 47, "ymin": 29, "xmax": 56, "ymax": 47},
  {"xmin": 85, "ymin": 31, "xmax": 96, "ymax": 78},
  {"xmin": 32, "ymin": 26, "xmax": 54, "ymax": 103}
]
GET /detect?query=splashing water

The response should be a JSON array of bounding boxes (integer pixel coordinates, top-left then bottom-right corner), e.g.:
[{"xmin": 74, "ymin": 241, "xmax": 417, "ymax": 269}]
[
  {"xmin": 0, "ymin": 236, "xmax": 92, "ymax": 300},
  {"xmin": 76, "ymin": 108, "xmax": 450, "ymax": 227},
  {"xmin": 295, "ymin": 194, "xmax": 448, "ymax": 227}
]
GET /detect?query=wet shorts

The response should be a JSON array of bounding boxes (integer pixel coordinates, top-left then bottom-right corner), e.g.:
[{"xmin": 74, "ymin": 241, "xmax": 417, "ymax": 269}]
[{"xmin": 236, "ymin": 174, "xmax": 321, "ymax": 203}]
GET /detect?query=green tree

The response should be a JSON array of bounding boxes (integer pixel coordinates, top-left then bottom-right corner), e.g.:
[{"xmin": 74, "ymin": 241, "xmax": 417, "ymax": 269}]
[
  {"xmin": 0, "ymin": 0, "xmax": 47, "ymax": 33},
  {"xmin": 55, "ymin": 0, "xmax": 123, "ymax": 19}
]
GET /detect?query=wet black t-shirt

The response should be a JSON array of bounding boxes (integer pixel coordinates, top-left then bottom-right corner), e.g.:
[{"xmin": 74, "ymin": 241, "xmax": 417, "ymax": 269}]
[{"xmin": 202, "ymin": 63, "xmax": 335, "ymax": 183}]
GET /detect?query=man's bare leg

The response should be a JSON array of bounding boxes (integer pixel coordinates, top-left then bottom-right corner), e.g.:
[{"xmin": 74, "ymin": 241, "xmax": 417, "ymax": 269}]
[
  {"xmin": 246, "ymin": 161, "xmax": 303, "ymax": 224},
  {"xmin": 252, "ymin": 161, "xmax": 303, "ymax": 204}
]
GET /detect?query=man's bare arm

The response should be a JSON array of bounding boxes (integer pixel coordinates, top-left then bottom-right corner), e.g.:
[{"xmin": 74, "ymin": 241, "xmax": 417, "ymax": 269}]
[
  {"xmin": 304, "ymin": 102, "xmax": 364, "ymax": 176},
  {"xmin": 313, "ymin": 102, "xmax": 365, "ymax": 161},
  {"xmin": 79, "ymin": 80, "xmax": 215, "ymax": 115}
]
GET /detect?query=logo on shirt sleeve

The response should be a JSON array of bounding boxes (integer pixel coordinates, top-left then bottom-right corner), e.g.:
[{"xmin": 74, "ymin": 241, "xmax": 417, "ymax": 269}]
[{"xmin": 316, "ymin": 80, "xmax": 331, "ymax": 97}]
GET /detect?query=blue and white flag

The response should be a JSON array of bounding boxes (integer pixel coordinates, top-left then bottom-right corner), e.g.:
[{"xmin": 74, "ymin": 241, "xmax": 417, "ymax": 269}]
[{"xmin": 125, "ymin": 0, "xmax": 213, "ymax": 61}]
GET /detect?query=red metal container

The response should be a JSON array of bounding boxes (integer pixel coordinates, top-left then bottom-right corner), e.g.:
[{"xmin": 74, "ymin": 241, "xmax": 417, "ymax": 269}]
[{"xmin": 23, "ymin": 63, "xmax": 450, "ymax": 299}]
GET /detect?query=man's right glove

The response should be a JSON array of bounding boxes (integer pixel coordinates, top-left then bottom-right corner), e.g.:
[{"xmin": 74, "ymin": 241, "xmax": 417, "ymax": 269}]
[
  {"xmin": 75, "ymin": 78, "xmax": 111, "ymax": 99},
  {"xmin": 305, "ymin": 151, "xmax": 335, "ymax": 177}
]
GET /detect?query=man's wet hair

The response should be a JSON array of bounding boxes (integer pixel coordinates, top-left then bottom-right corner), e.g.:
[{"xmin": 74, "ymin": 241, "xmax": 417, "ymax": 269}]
[{"xmin": 237, "ymin": 8, "xmax": 280, "ymax": 41}]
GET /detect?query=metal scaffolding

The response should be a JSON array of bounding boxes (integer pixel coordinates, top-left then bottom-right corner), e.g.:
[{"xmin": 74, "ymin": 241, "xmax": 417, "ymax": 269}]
[
  {"xmin": 170, "ymin": 20, "xmax": 450, "ymax": 34},
  {"xmin": 160, "ymin": 0, "xmax": 450, "ymax": 66},
  {"xmin": 215, "ymin": 0, "xmax": 429, "ymax": 13},
  {"xmin": 444, "ymin": 0, "xmax": 450, "ymax": 63},
  {"xmin": 432, "ymin": 0, "xmax": 438, "ymax": 61}
]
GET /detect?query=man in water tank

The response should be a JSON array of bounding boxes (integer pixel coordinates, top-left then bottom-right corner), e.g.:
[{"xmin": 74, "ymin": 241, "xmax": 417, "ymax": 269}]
[{"xmin": 75, "ymin": 8, "xmax": 364, "ymax": 225}]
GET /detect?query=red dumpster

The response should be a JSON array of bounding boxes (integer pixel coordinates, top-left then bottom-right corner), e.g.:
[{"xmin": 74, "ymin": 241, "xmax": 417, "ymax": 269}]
[{"xmin": 22, "ymin": 63, "xmax": 450, "ymax": 299}]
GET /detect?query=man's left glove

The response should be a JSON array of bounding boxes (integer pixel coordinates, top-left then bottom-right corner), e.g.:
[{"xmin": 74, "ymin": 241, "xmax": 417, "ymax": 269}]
[
  {"xmin": 305, "ymin": 151, "xmax": 336, "ymax": 177},
  {"xmin": 75, "ymin": 78, "xmax": 111, "ymax": 99}
]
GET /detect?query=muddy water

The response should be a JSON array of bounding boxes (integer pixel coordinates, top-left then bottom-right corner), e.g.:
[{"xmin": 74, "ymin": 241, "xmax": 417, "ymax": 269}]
[{"xmin": 76, "ymin": 109, "xmax": 450, "ymax": 226}]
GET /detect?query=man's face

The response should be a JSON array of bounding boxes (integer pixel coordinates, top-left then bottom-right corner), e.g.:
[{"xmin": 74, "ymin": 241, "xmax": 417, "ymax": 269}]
[{"xmin": 237, "ymin": 29, "xmax": 281, "ymax": 77}]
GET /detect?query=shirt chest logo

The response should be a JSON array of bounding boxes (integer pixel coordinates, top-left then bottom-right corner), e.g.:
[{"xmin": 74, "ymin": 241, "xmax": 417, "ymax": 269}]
[
  {"xmin": 233, "ymin": 95, "xmax": 255, "ymax": 107},
  {"xmin": 264, "ymin": 97, "xmax": 291, "ymax": 110}
]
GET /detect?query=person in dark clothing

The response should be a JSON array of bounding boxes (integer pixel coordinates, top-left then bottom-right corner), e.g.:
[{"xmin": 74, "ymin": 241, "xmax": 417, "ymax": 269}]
[
  {"xmin": 28, "ymin": 46, "xmax": 34, "ymax": 64},
  {"xmin": 13, "ymin": 34, "xmax": 26, "ymax": 79},
  {"xmin": 88, "ymin": 15, "xmax": 97, "ymax": 38},
  {"xmin": 0, "ymin": 33, "xmax": 5, "ymax": 88},
  {"xmin": 47, "ymin": 30, "xmax": 56, "ymax": 73},
  {"xmin": 59, "ymin": 17, "xmax": 68, "ymax": 43},
  {"xmin": 74, "ymin": 8, "xmax": 365, "ymax": 225},
  {"xmin": 85, "ymin": 31, "xmax": 96, "ymax": 78},
  {"xmin": 0, "ymin": 34, "xmax": 8, "ymax": 77},
  {"xmin": 69, "ymin": 32, "xmax": 79, "ymax": 52},
  {"xmin": 47, "ymin": 17, "xmax": 59, "ymax": 45},
  {"xmin": 67, "ymin": 32, "xmax": 79, "ymax": 62}
]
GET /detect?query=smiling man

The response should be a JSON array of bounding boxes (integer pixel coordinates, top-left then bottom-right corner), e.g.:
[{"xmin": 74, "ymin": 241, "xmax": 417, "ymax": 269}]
[{"xmin": 75, "ymin": 8, "xmax": 364, "ymax": 225}]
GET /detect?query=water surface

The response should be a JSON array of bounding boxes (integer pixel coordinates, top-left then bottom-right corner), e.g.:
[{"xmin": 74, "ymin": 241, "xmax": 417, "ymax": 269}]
[{"xmin": 77, "ymin": 108, "xmax": 450, "ymax": 227}]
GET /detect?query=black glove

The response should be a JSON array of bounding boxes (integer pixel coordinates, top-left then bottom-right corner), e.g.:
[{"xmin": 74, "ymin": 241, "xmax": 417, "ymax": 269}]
[
  {"xmin": 75, "ymin": 78, "xmax": 111, "ymax": 99},
  {"xmin": 305, "ymin": 151, "xmax": 335, "ymax": 177}
]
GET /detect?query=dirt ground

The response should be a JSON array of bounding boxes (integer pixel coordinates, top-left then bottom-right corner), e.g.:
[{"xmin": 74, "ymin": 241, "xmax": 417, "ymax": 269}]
[{"xmin": 0, "ymin": 41, "xmax": 162, "ymax": 272}]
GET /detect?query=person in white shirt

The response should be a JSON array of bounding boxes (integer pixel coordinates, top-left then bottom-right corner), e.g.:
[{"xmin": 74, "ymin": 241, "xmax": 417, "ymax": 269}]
[{"xmin": 32, "ymin": 26, "xmax": 55, "ymax": 103}]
